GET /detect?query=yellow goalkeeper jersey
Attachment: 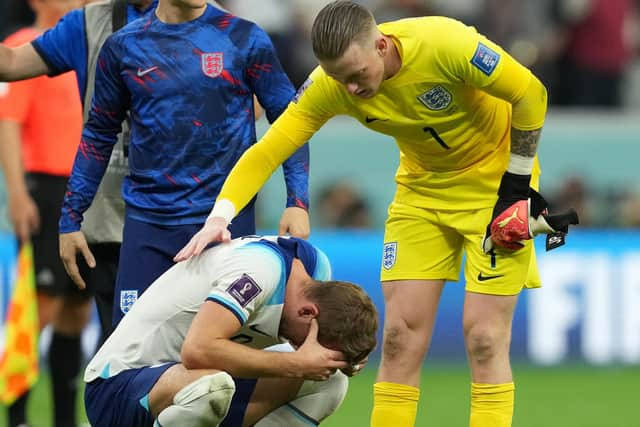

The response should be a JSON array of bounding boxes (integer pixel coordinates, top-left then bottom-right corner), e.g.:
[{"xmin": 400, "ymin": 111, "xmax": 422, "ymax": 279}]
[{"xmin": 218, "ymin": 16, "xmax": 544, "ymax": 213}]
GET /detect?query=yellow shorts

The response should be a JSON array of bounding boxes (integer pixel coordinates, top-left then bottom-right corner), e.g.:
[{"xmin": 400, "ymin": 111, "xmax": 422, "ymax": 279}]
[{"xmin": 380, "ymin": 201, "xmax": 541, "ymax": 295}]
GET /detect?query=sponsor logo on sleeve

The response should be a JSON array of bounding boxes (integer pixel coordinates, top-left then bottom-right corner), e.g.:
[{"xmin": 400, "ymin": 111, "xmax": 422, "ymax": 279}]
[
  {"xmin": 202, "ymin": 52, "xmax": 224, "ymax": 78},
  {"xmin": 293, "ymin": 78, "xmax": 313, "ymax": 103},
  {"xmin": 382, "ymin": 242, "xmax": 398, "ymax": 270},
  {"xmin": 470, "ymin": 42, "xmax": 500, "ymax": 76},
  {"xmin": 227, "ymin": 274, "xmax": 262, "ymax": 307},
  {"xmin": 417, "ymin": 85, "xmax": 452, "ymax": 110}
]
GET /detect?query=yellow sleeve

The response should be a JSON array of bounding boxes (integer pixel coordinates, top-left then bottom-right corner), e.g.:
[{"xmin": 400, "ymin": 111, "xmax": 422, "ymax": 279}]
[
  {"xmin": 432, "ymin": 18, "xmax": 546, "ymax": 130},
  {"xmin": 432, "ymin": 19, "xmax": 513, "ymax": 88},
  {"xmin": 217, "ymin": 125, "xmax": 306, "ymax": 214},
  {"xmin": 218, "ymin": 68, "xmax": 340, "ymax": 215},
  {"xmin": 502, "ymin": 73, "xmax": 547, "ymax": 131}
]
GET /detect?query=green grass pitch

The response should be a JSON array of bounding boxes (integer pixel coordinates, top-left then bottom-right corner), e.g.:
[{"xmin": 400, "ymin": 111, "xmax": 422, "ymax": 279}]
[
  {"xmin": 1, "ymin": 363, "xmax": 638, "ymax": 427},
  {"xmin": 325, "ymin": 363, "xmax": 640, "ymax": 427}
]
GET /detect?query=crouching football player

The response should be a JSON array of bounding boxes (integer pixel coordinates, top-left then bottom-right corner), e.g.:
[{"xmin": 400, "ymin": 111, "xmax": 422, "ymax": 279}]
[{"xmin": 83, "ymin": 235, "xmax": 378, "ymax": 426}]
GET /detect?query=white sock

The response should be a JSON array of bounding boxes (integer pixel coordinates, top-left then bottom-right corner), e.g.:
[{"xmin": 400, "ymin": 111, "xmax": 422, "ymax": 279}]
[
  {"xmin": 255, "ymin": 371, "xmax": 348, "ymax": 426},
  {"xmin": 155, "ymin": 372, "xmax": 236, "ymax": 427}
]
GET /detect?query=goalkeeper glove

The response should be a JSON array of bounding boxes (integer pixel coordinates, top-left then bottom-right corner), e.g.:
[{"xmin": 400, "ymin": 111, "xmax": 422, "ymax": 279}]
[
  {"xmin": 482, "ymin": 173, "xmax": 580, "ymax": 253},
  {"xmin": 526, "ymin": 189, "xmax": 580, "ymax": 251},
  {"xmin": 482, "ymin": 172, "xmax": 531, "ymax": 252}
]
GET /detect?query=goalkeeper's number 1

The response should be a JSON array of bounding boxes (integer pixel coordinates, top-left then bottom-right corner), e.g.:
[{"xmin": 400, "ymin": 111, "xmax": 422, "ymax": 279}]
[{"xmin": 423, "ymin": 127, "xmax": 450, "ymax": 150}]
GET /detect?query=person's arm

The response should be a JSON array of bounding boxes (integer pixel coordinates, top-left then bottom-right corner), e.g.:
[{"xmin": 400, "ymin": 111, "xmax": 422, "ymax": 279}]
[
  {"xmin": 482, "ymin": 49, "xmax": 547, "ymax": 175},
  {"xmin": 0, "ymin": 120, "xmax": 39, "ymax": 241},
  {"xmin": 477, "ymin": 46, "xmax": 549, "ymax": 249},
  {"xmin": 0, "ymin": 8, "xmax": 86, "ymax": 81},
  {"xmin": 0, "ymin": 66, "xmax": 42, "ymax": 241},
  {"xmin": 247, "ymin": 25, "xmax": 310, "ymax": 236},
  {"xmin": 59, "ymin": 36, "xmax": 129, "ymax": 234},
  {"xmin": 183, "ymin": 252, "xmax": 348, "ymax": 380},
  {"xmin": 58, "ymin": 36, "xmax": 129, "ymax": 288},
  {"xmin": 0, "ymin": 43, "xmax": 49, "ymax": 81},
  {"xmin": 182, "ymin": 303, "xmax": 346, "ymax": 381},
  {"xmin": 174, "ymin": 112, "xmax": 322, "ymax": 260}
]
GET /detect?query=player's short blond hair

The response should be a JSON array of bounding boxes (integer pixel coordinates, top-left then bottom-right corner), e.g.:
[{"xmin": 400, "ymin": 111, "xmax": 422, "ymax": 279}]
[
  {"xmin": 311, "ymin": 1, "xmax": 376, "ymax": 61},
  {"xmin": 305, "ymin": 280, "xmax": 378, "ymax": 364}
]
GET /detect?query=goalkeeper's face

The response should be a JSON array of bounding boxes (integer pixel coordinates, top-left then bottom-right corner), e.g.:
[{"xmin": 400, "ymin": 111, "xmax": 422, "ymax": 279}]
[{"xmin": 320, "ymin": 39, "xmax": 385, "ymax": 99}]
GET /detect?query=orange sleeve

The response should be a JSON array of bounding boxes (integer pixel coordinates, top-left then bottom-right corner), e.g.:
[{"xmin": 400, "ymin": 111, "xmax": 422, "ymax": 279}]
[
  {"xmin": 0, "ymin": 29, "xmax": 40, "ymax": 124},
  {"xmin": 0, "ymin": 79, "xmax": 36, "ymax": 124}
]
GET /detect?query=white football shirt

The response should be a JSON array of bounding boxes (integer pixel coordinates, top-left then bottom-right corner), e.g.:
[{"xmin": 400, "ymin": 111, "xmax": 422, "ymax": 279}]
[{"xmin": 85, "ymin": 236, "xmax": 331, "ymax": 382}]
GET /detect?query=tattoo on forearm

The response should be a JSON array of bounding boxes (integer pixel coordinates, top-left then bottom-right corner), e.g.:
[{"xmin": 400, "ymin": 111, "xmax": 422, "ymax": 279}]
[{"xmin": 510, "ymin": 128, "xmax": 541, "ymax": 157}]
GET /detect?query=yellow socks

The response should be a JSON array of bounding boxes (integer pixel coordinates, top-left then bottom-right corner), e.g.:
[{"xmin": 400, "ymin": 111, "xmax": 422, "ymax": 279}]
[
  {"xmin": 371, "ymin": 382, "xmax": 420, "ymax": 427},
  {"xmin": 370, "ymin": 381, "xmax": 513, "ymax": 426},
  {"xmin": 470, "ymin": 382, "xmax": 515, "ymax": 427}
]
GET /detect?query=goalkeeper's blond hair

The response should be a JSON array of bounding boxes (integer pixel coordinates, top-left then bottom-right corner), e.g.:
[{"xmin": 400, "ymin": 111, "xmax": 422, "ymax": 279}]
[{"xmin": 311, "ymin": 1, "xmax": 377, "ymax": 61}]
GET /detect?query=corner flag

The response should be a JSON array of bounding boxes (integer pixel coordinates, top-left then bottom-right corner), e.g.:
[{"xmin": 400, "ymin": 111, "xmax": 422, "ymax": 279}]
[{"xmin": 0, "ymin": 243, "xmax": 39, "ymax": 404}]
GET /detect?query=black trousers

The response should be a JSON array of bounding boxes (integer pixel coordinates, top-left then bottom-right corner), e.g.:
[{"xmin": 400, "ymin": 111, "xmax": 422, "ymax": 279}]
[{"xmin": 88, "ymin": 242, "xmax": 120, "ymax": 346}]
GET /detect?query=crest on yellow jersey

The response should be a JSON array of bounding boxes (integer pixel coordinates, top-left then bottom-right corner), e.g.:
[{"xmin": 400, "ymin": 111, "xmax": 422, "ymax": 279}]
[
  {"xmin": 382, "ymin": 242, "xmax": 397, "ymax": 270},
  {"xmin": 417, "ymin": 85, "xmax": 452, "ymax": 111}
]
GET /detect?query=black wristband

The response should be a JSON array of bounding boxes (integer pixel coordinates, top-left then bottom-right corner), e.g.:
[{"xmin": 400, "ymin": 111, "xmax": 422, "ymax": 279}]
[{"xmin": 497, "ymin": 172, "xmax": 531, "ymax": 200}]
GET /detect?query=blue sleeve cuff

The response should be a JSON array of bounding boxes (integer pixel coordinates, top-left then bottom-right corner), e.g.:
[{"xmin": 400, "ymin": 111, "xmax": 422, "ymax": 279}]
[
  {"xmin": 286, "ymin": 195, "xmax": 309, "ymax": 210},
  {"xmin": 207, "ymin": 296, "xmax": 247, "ymax": 325}
]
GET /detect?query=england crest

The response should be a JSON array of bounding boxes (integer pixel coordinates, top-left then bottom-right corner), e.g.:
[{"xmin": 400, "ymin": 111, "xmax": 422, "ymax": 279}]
[
  {"xmin": 418, "ymin": 85, "xmax": 452, "ymax": 111},
  {"xmin": 120, "ymin": 290, "xmax": 138, "ymax": 314},
  {"xmin": 382, "ymin": 242, "xmax": 397, "ymax": 270},
  {"xmin": 202, "ymin": 52, "xmax": 224, "ymax": 78}
]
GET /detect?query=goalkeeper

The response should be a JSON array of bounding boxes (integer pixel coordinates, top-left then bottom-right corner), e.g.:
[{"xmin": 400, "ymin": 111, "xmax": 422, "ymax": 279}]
[{"xmin": 175, "ymin": 1, "xmax": 579, "ymax": 426}]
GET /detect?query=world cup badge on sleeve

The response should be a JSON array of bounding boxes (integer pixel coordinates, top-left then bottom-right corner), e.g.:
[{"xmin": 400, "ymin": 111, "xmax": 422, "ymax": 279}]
[
  {"xmin": 202, "ymin": 52, "xmax": 224, "ymax": 78},
  {"xmin": 382, "ymin": 242, "xmax": 397, "ymax": 270},
  {"xmin": 119, "ymin": 290, "xmax": 138, "ymax": 314},
  {"xmin": 227, "ymin": 274, "xmax": 262, "ymax": 307}
]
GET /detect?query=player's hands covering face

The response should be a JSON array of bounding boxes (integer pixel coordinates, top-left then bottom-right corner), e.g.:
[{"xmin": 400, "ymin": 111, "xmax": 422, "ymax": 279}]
[
  {"xmin": 294, "ymin": 319, "xmax": 349, "ymax": 381},
  {"xmin": 341, "ymin": 356, "xmax": 368, "ymax": 377}
]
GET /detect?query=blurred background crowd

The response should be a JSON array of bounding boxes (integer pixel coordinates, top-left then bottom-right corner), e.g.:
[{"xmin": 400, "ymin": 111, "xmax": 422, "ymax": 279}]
[{"xmin": 2, "ymin": 0, "xmax": 640, "ymax": 230}]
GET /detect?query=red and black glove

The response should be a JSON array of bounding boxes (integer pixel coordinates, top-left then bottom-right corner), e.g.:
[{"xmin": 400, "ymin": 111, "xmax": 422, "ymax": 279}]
[
  {"xmin": 483, "ymin": 172, "xmax": 532, "ymax": 252},
  {"xmin": 482, "ymin": 172, "xmax": 580, "ymax": 252}
]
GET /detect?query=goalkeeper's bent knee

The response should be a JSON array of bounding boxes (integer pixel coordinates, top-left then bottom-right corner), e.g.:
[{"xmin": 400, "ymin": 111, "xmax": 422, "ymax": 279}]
[
  {"xmin": 254, "ymin": 371, "xmax": 348, "ymax": 426},
  {"xmin": 155, "ymin": 372, "xmax": 236, "ymax": 427}
]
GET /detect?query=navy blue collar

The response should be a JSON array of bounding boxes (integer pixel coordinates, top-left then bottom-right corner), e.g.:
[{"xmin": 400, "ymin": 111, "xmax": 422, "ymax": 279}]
[{"xmin": 258, "ymin": 237, "xmax": 318, "ymax": 283}]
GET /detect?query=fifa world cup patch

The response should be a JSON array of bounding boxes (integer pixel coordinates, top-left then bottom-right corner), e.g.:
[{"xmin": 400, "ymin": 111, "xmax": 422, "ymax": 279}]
[
  {"xmin": 293, "ymin": 78, "xmax": 313, "ymax": 103},
  {"xmin": 418, "ymin": 85, "xmax": 452, "ymax": 110},
  {"xmin": 119, "ymin": 290, "xmax": 138, "ymax": 314},
  {"xmin": 201, "ymin": 52, "xmax": 224, "ymax": 78},
  {"xmin": 382, "ymin": 242, "xmax": 397, "ymax": 270},
  {"xmin": 471, "ymin": 42, "xmax": 500, "ymax": 76},
  {"xmin": 226, "ymin": 274, "xmax": 262, "ymax": 307}
]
